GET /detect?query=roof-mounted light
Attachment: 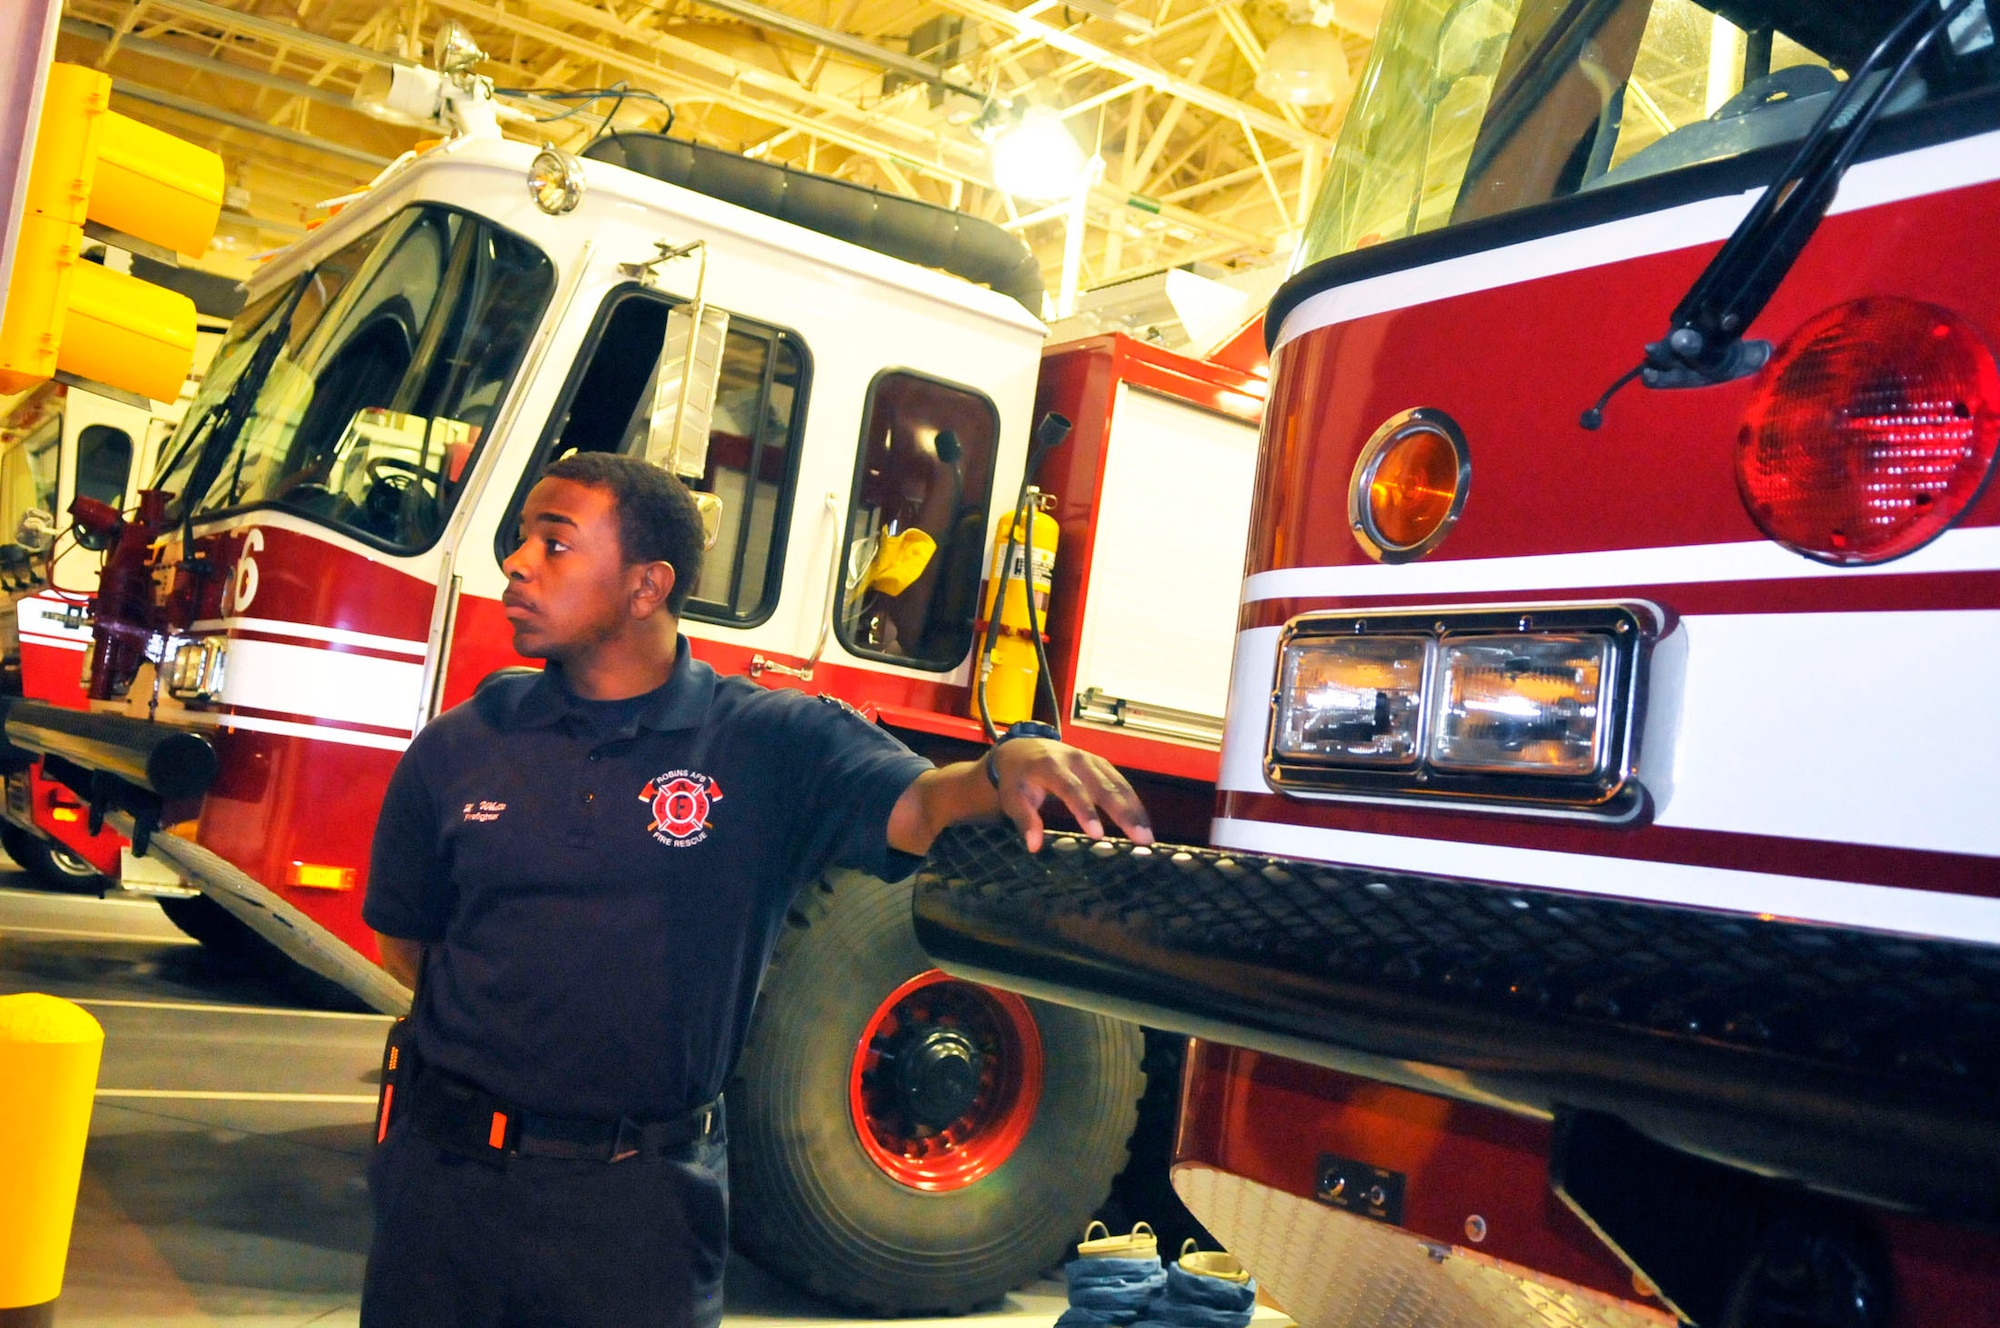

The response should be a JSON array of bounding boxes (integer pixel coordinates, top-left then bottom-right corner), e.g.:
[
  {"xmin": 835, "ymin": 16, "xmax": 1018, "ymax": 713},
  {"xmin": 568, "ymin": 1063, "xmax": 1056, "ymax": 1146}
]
[{"xmin": 528, "ymin": 144, "xmax": 585, "ymax": 215}]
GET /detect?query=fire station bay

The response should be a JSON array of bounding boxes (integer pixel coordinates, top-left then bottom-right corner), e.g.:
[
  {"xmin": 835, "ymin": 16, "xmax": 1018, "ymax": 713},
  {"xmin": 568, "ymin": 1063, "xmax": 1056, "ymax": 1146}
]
[{"xmin": 6, "ymin": 0, "xmax": 2000, "ymax": 1322}]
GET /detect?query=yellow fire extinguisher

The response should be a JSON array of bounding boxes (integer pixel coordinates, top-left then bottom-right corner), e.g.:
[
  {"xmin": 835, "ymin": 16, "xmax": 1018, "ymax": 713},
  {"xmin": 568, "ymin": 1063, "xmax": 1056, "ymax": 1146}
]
[{"xmin": 972, "ymin": 489, "xmax": 1057, "ymax": 728}]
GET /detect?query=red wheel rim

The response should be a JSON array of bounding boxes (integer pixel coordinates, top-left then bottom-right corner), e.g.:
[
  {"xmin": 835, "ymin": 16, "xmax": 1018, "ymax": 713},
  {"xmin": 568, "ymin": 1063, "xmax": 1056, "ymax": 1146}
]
[{"xmin": 848, "ymin": 969, "xmax": 1044, "ymax": 1191}]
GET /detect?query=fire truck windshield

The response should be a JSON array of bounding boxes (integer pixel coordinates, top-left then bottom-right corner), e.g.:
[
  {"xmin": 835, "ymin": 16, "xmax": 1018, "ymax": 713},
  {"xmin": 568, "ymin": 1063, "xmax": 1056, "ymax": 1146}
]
[
  {"xmin": 1301, "ymin": 0, "xmax": 1998, "ymax": 264},
  {"xmin": 154, "ymin": 205, "xmax": 554, "ymax": 553}
]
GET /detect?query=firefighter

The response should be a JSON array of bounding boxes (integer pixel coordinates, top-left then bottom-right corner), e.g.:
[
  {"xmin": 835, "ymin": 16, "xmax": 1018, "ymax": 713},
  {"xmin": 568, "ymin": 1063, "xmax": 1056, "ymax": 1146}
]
[{"xmin": 360, "ymin": 450, "xmax": 1152, "ymax": 1327}]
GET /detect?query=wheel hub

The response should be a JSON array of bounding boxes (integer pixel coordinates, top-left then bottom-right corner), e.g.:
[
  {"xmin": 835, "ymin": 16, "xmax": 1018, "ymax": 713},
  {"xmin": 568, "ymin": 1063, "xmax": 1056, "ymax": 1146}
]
[
  {"xmin": 887, "ymin": 1025, "xmax": 986, "ymax": 1129},
  {"xmin": 848, "ymin": 970, "xmax": 1046, "ymax": 1191}
]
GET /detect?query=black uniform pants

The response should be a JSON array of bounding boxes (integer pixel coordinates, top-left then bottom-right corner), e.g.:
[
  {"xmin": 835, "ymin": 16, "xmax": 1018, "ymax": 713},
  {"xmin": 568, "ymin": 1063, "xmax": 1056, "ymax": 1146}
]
[{"xmin": 361, "ymin": 1117, "xmax": 729, "ymax": 1328}]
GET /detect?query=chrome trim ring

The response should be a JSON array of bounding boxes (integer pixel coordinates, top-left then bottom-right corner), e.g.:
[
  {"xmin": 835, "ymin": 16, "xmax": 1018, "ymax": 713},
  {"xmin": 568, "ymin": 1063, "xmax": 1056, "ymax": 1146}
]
[
  {"xmin": 1347, "ymin": 407, "xmax": 1470, "ymax": 564},
  {"xmin": 528, "ymin": 144, "xmax": 586, "ymax": 215}
]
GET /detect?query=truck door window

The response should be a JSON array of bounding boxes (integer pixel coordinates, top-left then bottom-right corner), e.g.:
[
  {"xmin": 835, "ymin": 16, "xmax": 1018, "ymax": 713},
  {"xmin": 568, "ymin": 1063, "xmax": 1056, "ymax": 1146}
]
[
  {"xmin": 0, "ymin": 419, "xmax": 60, "ymax": 536},
  {"xmin": 25, "ymin": 425, "xmax": 59, "ymax": 517},
  {"xmin": 153, "ymin": 205, "xmax": 554, "ymax": 554},
  {"xmin": 514, "ymin": 287, "xmax": 808, "ymax": 627},
  {"xmin": 836, "ymin": 370, "xmax": 999, "ymax": 672},
  {"xmin": 1305, "ymin": 0, "xmax": 1997, "ymax": 262},
  {"xmin": 75, "ymin": 425, "xmax": 134, "ymax": 508}
]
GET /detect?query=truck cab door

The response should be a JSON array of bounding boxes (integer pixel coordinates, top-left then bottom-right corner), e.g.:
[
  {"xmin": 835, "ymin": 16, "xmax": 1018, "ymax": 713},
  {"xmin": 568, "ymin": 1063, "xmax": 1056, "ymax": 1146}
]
[{"xmin": 431, "ymin": 282, "xmax": 811, "ymax": 712}]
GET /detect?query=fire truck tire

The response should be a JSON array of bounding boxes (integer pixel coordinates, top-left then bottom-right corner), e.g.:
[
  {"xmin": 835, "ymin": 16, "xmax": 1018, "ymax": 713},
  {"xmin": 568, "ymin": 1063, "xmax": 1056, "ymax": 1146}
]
[
  {"xmin": 157, "ymin": 895, "xmax": 368, "ymax": 1012},
  {"xmin": 157, "ymin": 893, "xmax": 265, "ymax": 958},
  {"xmin": 0, "ymin": 824, "xmax": 107, "ymax": 893},
  {"xmin": 729, "ymin": 868, "xmax": 1144, "ymax": 1315}
]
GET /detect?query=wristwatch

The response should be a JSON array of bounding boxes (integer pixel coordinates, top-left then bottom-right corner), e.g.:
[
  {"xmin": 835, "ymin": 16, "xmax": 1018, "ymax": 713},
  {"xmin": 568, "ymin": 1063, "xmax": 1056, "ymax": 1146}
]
[{"xmin": 983, "ymin": 720, "xmax": 1061, "ymax": 788}]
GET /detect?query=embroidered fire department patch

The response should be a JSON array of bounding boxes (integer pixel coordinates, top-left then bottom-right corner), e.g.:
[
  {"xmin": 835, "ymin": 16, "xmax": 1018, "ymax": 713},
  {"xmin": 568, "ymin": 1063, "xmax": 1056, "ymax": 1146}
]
[{"xmin": 639, "ymin": 770, "xmax": 723, "ymax": 847}]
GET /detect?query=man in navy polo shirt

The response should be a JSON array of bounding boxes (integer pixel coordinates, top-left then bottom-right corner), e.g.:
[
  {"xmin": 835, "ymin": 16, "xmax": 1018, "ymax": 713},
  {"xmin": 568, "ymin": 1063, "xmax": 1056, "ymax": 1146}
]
[{"xmin": 360, "ymin": 451, "xmax": 1152, "ymax": 1327}]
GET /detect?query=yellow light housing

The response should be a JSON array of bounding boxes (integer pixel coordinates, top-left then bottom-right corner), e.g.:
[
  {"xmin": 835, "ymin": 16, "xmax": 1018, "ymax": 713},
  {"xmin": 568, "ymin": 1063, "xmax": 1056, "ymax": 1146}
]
[
  {"xmin": 286, "ymin": 862, "xmax": 358, "ymax": 891},
  {"xmin": 1349, "ymin": 408, "xmax": 1470, "ymax": 562},
  {"xmin": 0, "ymin": 64, "xmax": 224, "ymax": 402}
]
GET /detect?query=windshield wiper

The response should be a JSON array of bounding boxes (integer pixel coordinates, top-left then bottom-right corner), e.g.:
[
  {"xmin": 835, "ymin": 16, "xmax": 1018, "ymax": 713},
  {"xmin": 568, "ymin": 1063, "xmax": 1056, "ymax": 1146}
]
[
  {"xmin": 176, "ymin": 274, "xmax": 312, "ymax": 522},
  {"xmin": 1581, "ymin": 0, "xmax": 1980, "ymax": 429}
]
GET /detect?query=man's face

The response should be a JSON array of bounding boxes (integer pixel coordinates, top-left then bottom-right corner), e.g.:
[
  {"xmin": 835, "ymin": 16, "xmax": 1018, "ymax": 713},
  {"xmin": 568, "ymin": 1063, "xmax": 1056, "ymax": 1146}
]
[{"xmin": 501, "ymin": 478, "xmax": 647, "ymax": 659}]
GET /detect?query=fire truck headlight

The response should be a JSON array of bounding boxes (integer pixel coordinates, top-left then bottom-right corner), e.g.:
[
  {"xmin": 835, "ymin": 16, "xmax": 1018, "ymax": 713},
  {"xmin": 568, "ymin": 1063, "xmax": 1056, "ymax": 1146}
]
[
  {"xmin": 168, "ymin": 641, "xmax": 201, "ymax": 694},
  {"xmin": 167, "ymin": 637, "xmax": 228, "ymax": 701},
  {"xmin": 1272, "ymin": 636, "xmax": 1429, "ymax": 765},
  {"xmin": 1428, "ymin": 634, "xmax": 1612, "ymax": 776}
]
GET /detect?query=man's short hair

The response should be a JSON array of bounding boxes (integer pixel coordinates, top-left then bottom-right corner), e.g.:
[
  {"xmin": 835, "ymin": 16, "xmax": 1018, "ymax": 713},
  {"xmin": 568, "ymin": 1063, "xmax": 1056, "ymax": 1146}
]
[{"xmin": 542, "ymin": 451, "xmax": 705, "ymax": 615}]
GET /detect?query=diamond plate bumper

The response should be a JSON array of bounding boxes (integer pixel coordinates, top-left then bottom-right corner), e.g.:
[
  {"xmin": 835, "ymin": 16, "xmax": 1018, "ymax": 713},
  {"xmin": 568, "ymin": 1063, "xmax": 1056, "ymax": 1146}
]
[{"xmin": 912, "ymin": 824, "xmax": 2000, "ymax": 1220}]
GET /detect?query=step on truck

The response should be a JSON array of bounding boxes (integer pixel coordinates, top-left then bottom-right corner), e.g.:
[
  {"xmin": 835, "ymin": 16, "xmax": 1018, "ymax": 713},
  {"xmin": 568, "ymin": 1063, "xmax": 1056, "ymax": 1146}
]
[
  {"xmin": 913, "ymin": 0, "xmax": 2000, "ymax": 1322},
  {"xmin": 0, "ymin": 50, "xmax": 1270, "ymax": 1312}
]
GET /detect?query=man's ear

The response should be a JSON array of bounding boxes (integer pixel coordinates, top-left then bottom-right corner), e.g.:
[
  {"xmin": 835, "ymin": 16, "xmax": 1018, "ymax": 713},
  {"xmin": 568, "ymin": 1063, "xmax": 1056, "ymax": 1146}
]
[{"xmin": 630, "ymin": 560, "xmax": 678, "ymax": 618}]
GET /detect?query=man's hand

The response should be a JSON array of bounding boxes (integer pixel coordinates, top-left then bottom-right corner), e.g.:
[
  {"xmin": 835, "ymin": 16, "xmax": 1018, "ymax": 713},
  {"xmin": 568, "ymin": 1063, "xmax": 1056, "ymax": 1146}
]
[
  {"xmin": 990, "ymin": 738, "xmax": 1153, "ymax": 853},
  {"xmin": 887, "ymin": 738, "xmax": 1154, "ymax": 856}
]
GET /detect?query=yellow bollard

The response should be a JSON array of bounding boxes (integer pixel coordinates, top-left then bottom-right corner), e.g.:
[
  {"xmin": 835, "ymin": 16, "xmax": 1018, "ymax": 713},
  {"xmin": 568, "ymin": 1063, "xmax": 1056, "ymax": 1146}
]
[{"xmin": 0, "ymin": 994, "xmax": 104, "ymax": 1328}]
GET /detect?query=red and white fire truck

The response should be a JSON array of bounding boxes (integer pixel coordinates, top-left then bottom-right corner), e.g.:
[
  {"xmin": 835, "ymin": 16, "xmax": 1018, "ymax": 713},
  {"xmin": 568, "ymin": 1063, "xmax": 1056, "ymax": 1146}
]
[
  {"xmin": 0, "ymin": 322, "xmax": 223, "ymax": 891},
  {"xmin": 913, "ymin": 0, "xmax": 2000, "ymax": 1322},
  {"xmin": 0, "ymin": 53, "xmax": 1269, "ymax": 1310}
]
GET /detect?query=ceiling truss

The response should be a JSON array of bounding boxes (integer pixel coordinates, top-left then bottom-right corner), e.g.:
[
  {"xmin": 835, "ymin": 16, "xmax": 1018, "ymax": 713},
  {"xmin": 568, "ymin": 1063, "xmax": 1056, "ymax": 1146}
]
[{"xmin": 52, "ymin": 0, "xmax": 1373, "ymax": 296}]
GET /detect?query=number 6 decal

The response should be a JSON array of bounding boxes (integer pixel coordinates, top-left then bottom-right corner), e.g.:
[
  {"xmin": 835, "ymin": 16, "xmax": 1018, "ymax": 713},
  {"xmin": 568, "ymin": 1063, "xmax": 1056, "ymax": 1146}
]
[{"xmin": 232, "ymin": 529, "xmax": 264, "ymax": 614}]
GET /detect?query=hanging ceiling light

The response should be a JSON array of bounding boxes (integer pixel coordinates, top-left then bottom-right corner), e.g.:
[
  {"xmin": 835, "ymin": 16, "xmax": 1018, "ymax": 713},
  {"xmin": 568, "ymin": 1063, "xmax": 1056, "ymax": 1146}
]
[
  {"xmin": 1257, "ymin": 3, "xmax": 1353, "ymax": 107},
  {"xmin": 988, "ymin": 105, "xmax": 1089, "ymax": 201}
]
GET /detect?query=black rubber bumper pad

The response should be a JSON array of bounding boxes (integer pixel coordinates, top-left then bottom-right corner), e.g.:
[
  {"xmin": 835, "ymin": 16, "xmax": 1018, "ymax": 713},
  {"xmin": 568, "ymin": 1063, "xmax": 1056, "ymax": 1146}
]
[{"xmin": 913, "ymin": 822, "xmax": 2000, "ymax": 1222}]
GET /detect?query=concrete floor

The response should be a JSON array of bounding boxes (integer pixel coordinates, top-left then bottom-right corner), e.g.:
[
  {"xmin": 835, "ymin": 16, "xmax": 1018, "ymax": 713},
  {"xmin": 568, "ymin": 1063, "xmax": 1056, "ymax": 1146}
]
[{"xmin": 0, "ymin": 878, "xmax": 1100, "ymax": 1328}]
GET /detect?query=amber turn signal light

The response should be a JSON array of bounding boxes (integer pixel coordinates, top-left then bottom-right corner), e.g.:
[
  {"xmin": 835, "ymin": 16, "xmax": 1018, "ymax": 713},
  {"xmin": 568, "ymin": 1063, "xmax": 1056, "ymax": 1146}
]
[
  {"xmin": 1349, "ymin": 408, "xmax": 1469, "ymax": 562},
  {"xmin": 285, "ymin": 862, "xmax": 357, "ymax": 891}
]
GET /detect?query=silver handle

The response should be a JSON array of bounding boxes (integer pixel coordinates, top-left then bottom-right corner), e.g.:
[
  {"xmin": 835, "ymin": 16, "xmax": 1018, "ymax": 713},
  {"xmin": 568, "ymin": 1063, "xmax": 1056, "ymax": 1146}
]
[{"xmin": 751, "ymin": 490, "xmax": 842, "ymax": 681}]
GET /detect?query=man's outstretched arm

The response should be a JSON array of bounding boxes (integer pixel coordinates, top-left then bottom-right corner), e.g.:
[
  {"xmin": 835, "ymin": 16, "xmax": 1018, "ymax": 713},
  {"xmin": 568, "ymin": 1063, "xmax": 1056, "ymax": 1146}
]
[
  {"xmin": 375, "ymin": 934, "xmax": 424, "ymax": 989},
  {"xmin": 886, "ymin": 739, "xmax": 1154, "ymax": 857}
]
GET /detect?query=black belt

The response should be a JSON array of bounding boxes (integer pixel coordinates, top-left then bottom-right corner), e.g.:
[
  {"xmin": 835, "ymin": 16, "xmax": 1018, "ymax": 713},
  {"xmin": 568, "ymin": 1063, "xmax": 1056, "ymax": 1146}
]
[{"xmin": 406, "ymin": 1067, "xmax": 723, "ymax": 1163}]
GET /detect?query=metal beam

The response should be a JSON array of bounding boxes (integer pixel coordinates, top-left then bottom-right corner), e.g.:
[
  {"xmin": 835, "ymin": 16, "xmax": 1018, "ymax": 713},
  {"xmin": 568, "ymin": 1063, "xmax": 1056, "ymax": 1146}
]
[
  {"xmin": 431, "ymin": 0, "xmax": 962, "ymax": 163},
  {"xmin": 429, "ymin": 0, "xmax": 981, "ymax": 182},
  {"xmin": 680, "ymin": 0, "xmax": 987, "ymax": 101},
  {"xmin": 220, "ymin": 206, "xmax": 308, "ymax": 237},
  {"xmin": 109, "ymin": 81, "xmax": 395, "ymax": 166},
  {"xmin": 137, "ymin": 0, "xmax": 413, "ymax": 69},
  {"xmin": 1058, "ymin": 79, "xmax": 1143, "ymax": 121},
  {"xmin": 929, "ymin": 0, "xmax": 1328, "ymax": 150},
  {"xmin": 63, "ymin": 18, "xmax": 360, "ymax": 108},
  {"xmin": 1237, "ymin": 114, "xmax": 1291, "ymax": 230},
  {"xmin": 1129, "ymin": 24, "xmax": 1222, "ymax": 185},
  {"xmin": 1145, "ymin": 114, "xmax": 1226, "ymax": 191},
  {"xmin": 1155, "ymin": 148, "xmax": 1301, "ymax": 203}
]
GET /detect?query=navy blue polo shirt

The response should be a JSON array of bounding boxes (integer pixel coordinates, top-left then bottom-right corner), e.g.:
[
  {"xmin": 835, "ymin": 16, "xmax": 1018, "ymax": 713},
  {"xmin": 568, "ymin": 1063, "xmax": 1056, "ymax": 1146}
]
[{"xmin": 362, "ymin": 636, "xmax": 933, "ymax": 1122}]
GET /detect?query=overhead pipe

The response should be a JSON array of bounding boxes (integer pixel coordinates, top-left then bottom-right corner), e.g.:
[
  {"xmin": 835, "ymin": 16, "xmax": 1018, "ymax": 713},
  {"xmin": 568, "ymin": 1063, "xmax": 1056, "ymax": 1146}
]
[{"xmin": 681, "ymin": 0, "xmax": 989, "ymax": 102}]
